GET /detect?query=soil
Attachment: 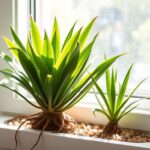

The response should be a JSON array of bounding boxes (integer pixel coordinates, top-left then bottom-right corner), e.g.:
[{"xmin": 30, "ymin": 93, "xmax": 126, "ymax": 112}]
[{"xmin": 6, "ymin": 115, "xmax": 150, "ymax": 143}]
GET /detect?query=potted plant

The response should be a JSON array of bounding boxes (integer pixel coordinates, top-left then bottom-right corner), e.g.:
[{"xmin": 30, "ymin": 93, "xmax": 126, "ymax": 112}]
[
  {"xmin": 0, "ymin": 17, "xmax": 123, "ymax": 149},
  {"xmin": 91, "ymin": 58, "xmax": 146, "ymax": 136}
]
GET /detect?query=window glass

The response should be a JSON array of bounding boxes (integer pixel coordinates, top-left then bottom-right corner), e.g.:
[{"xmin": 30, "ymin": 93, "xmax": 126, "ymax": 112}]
[{"xmin": 36, "ymin": 0, "xmax": 150, "ymax": 96}]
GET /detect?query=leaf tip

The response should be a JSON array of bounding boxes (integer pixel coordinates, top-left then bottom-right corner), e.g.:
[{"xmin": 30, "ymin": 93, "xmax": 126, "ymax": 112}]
[
  {"xmin": 93, "ymin": 16, "xmax": 98, "ymax": 21},
  {"xmin": 2, "ymin": 36, "xmax": 6, "ymax": 41},
  {"xmin": 94, "ymin": 32, "xmax": 100, "ymax": 40}
]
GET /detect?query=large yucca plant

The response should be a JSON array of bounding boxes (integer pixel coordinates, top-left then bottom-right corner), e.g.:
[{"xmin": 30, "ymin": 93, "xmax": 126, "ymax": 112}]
[
  {"xmin": 92, "ymin": 61, "xmax": 146, "ymax": 135},
  {"xmin": 0, "ymin": 17, "xmax": 122, "ymax": 149}
]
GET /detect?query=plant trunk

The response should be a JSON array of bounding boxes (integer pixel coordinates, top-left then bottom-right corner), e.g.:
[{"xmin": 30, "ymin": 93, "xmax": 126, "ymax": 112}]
[
  {"xmin": 31, "ymin": 111, "xmax": 65, "ymax": 131},
  {"xmin": 103, "ymin": 122, "xmax": 119, "ymax": 135}
]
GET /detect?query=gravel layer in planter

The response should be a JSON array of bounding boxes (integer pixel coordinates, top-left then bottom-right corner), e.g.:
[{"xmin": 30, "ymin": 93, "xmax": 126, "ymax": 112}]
[{"xmin": 5, "ymin": 114, "xmax": 150, "ymax": 143}]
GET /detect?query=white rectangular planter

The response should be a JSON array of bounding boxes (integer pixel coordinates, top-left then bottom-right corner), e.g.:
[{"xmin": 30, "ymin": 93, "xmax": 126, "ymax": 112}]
[{"xmin": 0, "ymin": 113, "xmax": 150, "ymax": 150}]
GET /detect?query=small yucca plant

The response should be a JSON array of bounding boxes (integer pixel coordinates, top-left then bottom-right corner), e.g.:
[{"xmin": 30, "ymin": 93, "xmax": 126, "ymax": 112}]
[
  {"xmin": 92, "ymin": 61, "xmax": 146, "ymax": 135},
  {"xmin": 0, "ymin": 17, "xmax": 122, "ymax": 149}
]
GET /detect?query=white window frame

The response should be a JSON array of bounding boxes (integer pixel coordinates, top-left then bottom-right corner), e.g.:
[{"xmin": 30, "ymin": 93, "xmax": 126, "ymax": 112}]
[
  {"xmin": 0, "ymin": 0, "xmax": 35, "ymax": 114},
  {"xmin": 0, "ymin": 0, "xmax": 150, "ymax": 133}
]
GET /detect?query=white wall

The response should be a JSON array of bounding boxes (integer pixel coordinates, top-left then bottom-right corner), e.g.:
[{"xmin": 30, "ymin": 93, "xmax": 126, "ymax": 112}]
[
  {"xmin": 0, "ymin": 0, "xmax": 12, "ymax": 75},
  {"xmin": 0, "ymin": 0, "xmax": 12, "ymax": 149},
  {"xmin": 0, "ymin": 0, "xmax": 12, "ymax": 49}
]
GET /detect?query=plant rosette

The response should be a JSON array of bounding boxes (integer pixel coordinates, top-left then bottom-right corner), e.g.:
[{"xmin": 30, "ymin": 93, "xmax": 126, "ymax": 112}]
[
  {"xmin": 91, "ymin": 58, "xmax": 147, "ymax": 136},
  {"xmin": 0, "ymin": 17, "xmax": 123, "ymax": 149}
]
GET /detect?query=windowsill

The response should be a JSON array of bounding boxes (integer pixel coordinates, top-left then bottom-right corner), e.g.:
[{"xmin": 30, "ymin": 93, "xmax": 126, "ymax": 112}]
[{"xmin": 0, "ymin": 113, "xmax": 150, "ymax": 150}]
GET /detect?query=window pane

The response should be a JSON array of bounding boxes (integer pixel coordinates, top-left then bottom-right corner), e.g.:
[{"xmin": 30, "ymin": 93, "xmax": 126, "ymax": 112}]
[{"xmin": 36, "ymin": 0, "xmax": 150, "ymax": 95}]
